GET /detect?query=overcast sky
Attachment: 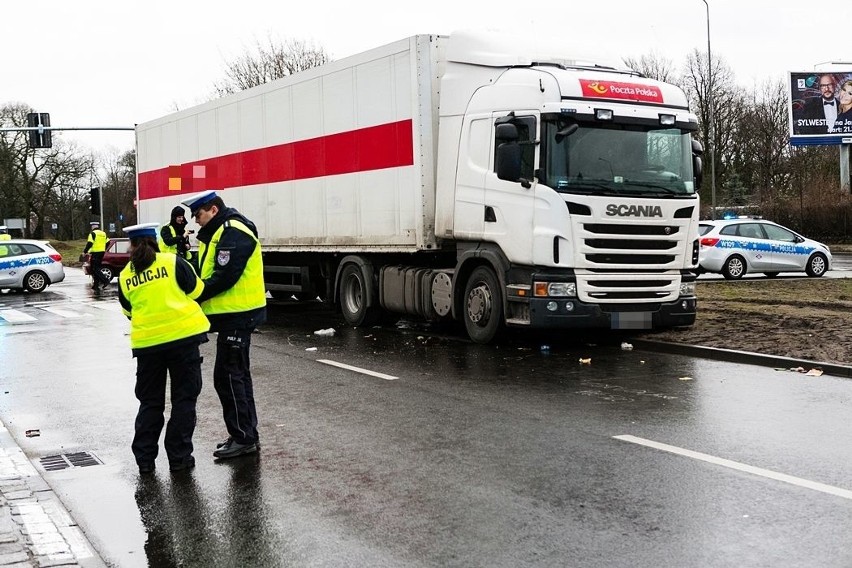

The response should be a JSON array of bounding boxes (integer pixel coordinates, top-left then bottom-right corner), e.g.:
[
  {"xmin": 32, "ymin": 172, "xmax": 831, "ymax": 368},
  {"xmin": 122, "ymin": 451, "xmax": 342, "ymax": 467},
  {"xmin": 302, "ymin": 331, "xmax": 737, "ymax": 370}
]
[{"xmin": 2, "ymin": 0, "xmax": 846, "ymax": 155}]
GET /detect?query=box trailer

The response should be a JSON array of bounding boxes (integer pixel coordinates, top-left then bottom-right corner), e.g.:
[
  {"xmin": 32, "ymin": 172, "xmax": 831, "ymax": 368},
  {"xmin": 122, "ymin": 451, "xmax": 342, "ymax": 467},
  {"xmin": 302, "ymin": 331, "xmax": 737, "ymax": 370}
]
[{"xmin": 137, "ymin": 31, "xmax": 702, "ymax": 343}]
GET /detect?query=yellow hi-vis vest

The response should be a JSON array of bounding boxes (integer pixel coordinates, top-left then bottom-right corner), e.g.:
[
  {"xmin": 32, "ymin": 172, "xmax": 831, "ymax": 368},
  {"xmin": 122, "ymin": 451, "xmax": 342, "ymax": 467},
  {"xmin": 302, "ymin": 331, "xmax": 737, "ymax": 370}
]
[
  {"xmin": 197, "ymin": 219, "xmax": 266, "ymax": 315},
  {"xmin": 0, "ymin": 234, "xmax": 10, "ymax": 241},
  {"xmin": 119, "ymin": 253, "xmax": 210, "ymax": 349},
  {"xmin": 159, "ymin": 225, "xmax": 178, "ymax": 255},
  {"xmin": 88, "ymin": 229, "xmax": 108, "ymax": 253}
]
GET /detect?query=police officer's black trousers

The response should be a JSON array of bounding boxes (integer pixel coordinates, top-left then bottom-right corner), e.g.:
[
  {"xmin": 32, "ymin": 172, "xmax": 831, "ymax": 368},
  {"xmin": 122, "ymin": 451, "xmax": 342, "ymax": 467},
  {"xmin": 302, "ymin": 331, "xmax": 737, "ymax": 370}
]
[
  {"xmin": 132, "ymin": 343, "xmax": 203, "ymax": 465},
  {"xmin": 89, "ymin": 252, "xmax": 110, "ymax": 286},
  {"xmin": 213, "ymin": 329, "xmax": 258, "ymax": 445}
]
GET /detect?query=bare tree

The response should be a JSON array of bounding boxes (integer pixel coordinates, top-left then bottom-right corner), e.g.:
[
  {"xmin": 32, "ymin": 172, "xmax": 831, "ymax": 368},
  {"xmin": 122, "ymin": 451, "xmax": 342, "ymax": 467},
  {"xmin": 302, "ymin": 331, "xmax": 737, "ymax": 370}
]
[
  {"xmin": 0, "ymin": 103, "xmax": 94, "ymax": 238},
  {"xmin": 727, "ymin": 79, "xmax": 791, "ymax": 203},
  {"xmin": 213, "ymin": 36, "xmax": 331, "ymax": 96},
  {"xmin": 622, "ymin": 52, "xmax": 680, "ymax": 85},
  {"xmin": 682, "ymin": 49, "xmax": 740, "ymax": 207},
  {"xmin": 96, "ymin": 148, "xmax": 137, "ymax": 234}
]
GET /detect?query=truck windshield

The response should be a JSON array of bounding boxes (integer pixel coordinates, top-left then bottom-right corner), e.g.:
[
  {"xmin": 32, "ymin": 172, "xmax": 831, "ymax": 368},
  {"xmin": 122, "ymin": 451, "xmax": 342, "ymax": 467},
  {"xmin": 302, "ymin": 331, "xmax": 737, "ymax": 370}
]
[{"xmin": 541, "ymin": 120, "xmax": 696, "ymax": 196}]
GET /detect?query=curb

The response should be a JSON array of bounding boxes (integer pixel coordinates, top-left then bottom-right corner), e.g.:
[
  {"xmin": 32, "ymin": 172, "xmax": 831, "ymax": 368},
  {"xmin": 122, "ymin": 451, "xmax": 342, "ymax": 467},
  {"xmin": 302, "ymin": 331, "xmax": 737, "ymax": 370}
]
[
  {"xmin": 0, "ymin": 422, "xmax": 104, "ymax": 567},
  {"xmin": 630, "ymin": 339, "xmax": 852, "ymax": 379}
]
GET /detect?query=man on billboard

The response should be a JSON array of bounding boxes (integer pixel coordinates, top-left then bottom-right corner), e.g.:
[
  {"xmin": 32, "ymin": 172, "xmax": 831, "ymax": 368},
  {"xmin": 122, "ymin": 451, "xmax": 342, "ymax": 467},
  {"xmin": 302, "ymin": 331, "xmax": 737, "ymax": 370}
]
[{"xmin": 794, "ymin": 73, "xmax": 839, "ymax": 135}]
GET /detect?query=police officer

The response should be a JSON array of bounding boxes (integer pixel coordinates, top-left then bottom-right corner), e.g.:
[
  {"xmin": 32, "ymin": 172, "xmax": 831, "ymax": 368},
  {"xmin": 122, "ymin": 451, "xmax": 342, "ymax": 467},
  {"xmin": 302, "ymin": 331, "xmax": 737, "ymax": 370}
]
[
  {"xmin": 117, "ymin": 222, "xmax": 210, "ymax": 474},
  {"xmin": 0, "ymin": 226, "xmax": 10, "ymax": 241},
  {"xmin": 160, "ymin": 205, "xmax": 192, "ymax": 259},
  {"xmin": 82, "ymin": 221, "xmax": 110, "ymax": 289},
  {"xmin": 181, "ymin": 190, "xmax": 266, "ymax": 460}
]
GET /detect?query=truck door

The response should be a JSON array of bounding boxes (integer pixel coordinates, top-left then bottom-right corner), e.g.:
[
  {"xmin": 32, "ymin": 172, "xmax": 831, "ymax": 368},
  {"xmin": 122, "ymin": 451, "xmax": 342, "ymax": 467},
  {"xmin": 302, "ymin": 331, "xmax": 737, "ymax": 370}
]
[{"xmin": 484, "ymin": 112, "xmax": 538, "ymax": 263}]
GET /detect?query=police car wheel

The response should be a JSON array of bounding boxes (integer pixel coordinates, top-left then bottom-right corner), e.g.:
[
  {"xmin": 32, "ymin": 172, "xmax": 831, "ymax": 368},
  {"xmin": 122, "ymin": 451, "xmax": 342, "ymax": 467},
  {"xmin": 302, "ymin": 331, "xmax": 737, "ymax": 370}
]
[
  {"xmin": 806, "ymin": 253, "xmax": 828, "ymax": 278},
  {"xmin": 722, "ymin": 255, "xmax": 746, "ymax": 280},
  {"xmin": 24, "ymin": 271, "xmax": 48, "ymax": 293}
]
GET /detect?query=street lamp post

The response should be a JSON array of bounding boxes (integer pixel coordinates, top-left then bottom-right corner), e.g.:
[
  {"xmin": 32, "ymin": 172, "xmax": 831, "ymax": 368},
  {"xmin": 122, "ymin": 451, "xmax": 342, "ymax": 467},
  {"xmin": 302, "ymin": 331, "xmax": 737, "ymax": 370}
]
[{"xmin": 701, "ymin": 0, "xmax": 717, "ymax": 219}]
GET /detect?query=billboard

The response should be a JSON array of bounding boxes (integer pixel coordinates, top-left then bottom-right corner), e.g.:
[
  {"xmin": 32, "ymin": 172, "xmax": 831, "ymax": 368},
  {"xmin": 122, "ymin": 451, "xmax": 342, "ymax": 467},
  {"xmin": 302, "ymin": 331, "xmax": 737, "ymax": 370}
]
[{"xmin": 788, "ymin": 71, "xmax": 852, "ymax": 145}]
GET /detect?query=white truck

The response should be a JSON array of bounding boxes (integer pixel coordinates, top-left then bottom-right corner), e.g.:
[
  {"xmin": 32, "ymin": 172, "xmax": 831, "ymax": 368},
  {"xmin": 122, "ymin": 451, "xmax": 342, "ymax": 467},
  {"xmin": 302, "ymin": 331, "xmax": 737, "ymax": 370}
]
[{"xmin": 136, "ymin": 32, "xmax": 703, "ymax": 343}]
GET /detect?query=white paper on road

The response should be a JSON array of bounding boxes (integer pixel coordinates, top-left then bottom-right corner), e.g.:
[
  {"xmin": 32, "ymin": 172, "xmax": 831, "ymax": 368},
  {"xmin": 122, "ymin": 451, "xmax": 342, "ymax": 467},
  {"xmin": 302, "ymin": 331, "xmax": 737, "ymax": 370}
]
[{"xmin": 614, "ymin": 434, "xmax": 852, "ymax": 501}]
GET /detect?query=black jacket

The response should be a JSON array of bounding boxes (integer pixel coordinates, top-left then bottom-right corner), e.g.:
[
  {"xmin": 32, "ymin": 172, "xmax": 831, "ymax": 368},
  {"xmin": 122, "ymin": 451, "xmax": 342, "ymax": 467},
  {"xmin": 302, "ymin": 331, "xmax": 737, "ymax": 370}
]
[{"xmin": 160, "ymin": 206, "xmax": 190, "ymax": 255}]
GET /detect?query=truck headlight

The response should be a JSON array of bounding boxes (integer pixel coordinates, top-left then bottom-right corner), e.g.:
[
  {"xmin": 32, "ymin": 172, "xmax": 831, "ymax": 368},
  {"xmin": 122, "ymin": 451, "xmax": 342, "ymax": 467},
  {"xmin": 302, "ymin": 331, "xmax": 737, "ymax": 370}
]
[
  {"xmin": 680, "ymin": 281, "xmax": 696, "ymax": 295},
  {"xmin": 535, "ymin": 282, "xmax": 577, "ymax": 297}
]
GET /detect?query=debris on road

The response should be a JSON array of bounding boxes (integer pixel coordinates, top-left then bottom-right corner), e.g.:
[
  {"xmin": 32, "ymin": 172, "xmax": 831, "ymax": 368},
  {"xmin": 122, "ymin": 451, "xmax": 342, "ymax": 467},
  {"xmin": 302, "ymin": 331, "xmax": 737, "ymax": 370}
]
[
  {"xmin": 621, "ymin": 342, "xmax": 633, "ymax": 350},
  {"xmin": 784, "ymin": 366, "xmax": 824, "ymax": 376},
  {"xmin": 25, "ymin": 429, "xmax": 40, "ymax": 437},
  {"xmin": 313, "ymin": 328, "xmax": 336, "ymax": 337}
]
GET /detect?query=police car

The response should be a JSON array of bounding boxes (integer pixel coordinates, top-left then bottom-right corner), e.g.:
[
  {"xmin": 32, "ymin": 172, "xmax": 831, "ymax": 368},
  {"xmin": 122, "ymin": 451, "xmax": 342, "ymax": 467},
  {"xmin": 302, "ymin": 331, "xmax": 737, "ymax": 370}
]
[
  {"xmin": 697, "ymin": 218, "xmax": 832, "ymax": 279},
  {"xmin": 0, "ymin": 239, "xmax": 66, "ymax": 293}
]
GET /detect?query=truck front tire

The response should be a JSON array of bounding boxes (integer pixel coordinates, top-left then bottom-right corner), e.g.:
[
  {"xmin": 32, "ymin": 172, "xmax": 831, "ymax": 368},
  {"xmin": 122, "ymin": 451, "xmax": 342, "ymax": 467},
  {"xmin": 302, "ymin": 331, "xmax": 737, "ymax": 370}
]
[{"xmin": 463, "ymin": 266, "xmax": 503, "ymax": 344}]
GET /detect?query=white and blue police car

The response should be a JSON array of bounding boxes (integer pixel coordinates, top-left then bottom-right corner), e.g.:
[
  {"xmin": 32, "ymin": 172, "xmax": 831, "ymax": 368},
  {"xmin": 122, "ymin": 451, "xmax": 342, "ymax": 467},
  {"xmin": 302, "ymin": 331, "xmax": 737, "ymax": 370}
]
[
  {"xmin": 0, "ymin": 239, "xmax": 66, "ymax": 293},
  {"xmin": 697, "ymin": 218, "xmax": 832, "ymax": 279}
]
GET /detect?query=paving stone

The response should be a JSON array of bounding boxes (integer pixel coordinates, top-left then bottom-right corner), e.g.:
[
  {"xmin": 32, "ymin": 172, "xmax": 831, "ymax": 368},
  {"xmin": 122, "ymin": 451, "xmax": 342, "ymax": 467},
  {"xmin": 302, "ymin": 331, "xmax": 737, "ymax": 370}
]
[
  {"xmin": 0, "ymin": 551, "xmax": 28, "ymax": 565},
  {"xmin": 2, "ymin": 493, "xmax": 31, "ymax": 502},
  {"xmin": 0, "ymin": 543, "xmax": 24, "ymax": 555},
  {"xmin": 24, "ymin": 479, "xmax": 49, "ymax": 494},
  {"xmin": 30, "ymin": 541, "xmax": 71, "ymax": 556},
  {"xmin": 35, "ymin": 553, "xmax": 79, "ymax": 567},
  {"xmin": 20, "ymin": 523, "xmax": 60, "ymax": 536},
  {"xmin": 28, "ymin": 533, "xmax": 65, "ymax": 548}
]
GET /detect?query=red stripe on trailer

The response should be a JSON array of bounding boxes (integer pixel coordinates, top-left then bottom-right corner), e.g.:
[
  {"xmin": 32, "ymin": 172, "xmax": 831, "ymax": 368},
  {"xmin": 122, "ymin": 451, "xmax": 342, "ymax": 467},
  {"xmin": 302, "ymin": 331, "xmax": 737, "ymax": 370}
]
[{"xmin": 138, "ymin": 119, "xmax": 414, "ymax": 200}]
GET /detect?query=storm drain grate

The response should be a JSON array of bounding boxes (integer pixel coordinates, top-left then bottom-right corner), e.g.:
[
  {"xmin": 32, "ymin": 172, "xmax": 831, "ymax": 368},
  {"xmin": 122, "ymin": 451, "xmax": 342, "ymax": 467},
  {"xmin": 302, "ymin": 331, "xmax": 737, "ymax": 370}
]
[{"xmin": 40, "ymin": 452, "xmax": 103, "ymax": 471}]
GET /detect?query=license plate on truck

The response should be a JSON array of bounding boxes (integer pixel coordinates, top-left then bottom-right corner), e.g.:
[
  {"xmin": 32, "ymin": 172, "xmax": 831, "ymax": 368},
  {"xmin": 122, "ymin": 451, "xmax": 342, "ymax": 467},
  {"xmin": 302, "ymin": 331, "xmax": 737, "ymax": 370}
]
[{"xmin": 611, "ymin": 312, "xmax": 651, "ymax": 330}]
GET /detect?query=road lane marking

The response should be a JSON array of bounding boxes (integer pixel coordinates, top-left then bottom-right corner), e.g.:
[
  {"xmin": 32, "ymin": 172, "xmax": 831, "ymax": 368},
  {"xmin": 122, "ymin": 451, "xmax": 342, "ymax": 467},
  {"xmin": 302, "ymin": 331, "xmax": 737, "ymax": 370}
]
[
  {"xmin": 317, "ymin": 359, "xmax": 398, "ymax": 381},
  {"xmin": 40, "ymin": 307, "xmax": 88, "ymax": 318},
  {"xmin": 614, "ymin": 434, "xmax": 852, "ymax": 501},
  {"xmin": 0, "ymin": 309, "xmax": 37, "ymax": 323}
]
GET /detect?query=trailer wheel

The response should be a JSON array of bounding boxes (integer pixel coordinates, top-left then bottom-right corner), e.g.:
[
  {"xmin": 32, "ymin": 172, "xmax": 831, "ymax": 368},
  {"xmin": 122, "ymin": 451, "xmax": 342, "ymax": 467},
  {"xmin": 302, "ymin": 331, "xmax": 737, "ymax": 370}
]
[
  {"xmin": 339, "ymin": 263, "xmax": 379, "ymax": 327},
  {"xmin": 463, "ymin": 266, "xmax": 503, "ymax": 344}
]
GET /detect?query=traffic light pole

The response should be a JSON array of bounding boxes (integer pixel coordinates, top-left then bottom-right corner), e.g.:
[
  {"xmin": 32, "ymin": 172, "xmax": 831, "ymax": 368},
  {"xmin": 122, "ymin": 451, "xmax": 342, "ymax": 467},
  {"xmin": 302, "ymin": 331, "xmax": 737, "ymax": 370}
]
[
  {"xmin": 0, "ymin": 126, "xmax": 134, "ymax": 131},
  {"xmin": 0, "ymin": 125, "xmax": 134, "ymax": 149},
  {"xmin": 98, "ymin": 187, "xmax": 104, "ymax": 230}
]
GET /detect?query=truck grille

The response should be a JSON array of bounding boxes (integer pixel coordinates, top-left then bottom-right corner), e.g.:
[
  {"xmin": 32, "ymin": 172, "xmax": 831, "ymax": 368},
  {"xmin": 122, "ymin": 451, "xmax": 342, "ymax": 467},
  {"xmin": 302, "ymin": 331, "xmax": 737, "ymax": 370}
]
[
  {"xmin": 579, "ymin": 221, "xmax": 687, "ymax": 269},
  {"xmin": 573, "ymin": 218, "xmax": 691, "ymax": 304}
]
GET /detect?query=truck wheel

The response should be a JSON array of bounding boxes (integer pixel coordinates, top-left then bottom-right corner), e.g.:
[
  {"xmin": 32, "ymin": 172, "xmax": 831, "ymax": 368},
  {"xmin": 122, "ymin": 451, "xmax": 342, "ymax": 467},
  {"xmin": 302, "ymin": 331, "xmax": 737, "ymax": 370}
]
[
  {"xmin": 463, "ymin": 266, "xmax": 503, "ymax": 344},
  {"xmin": 339, "ymin": 263, "xmax": 379, "ymax": 327}
]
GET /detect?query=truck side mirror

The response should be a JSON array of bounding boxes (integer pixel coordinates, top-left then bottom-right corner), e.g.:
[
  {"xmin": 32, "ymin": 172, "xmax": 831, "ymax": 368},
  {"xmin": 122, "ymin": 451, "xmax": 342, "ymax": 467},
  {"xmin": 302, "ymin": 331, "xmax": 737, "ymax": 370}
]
[
  {"xmin": 495, "ymin": 123, "xmax": 519, "ymax": 141},
  {"xmin": 691, "ymin": 138, "xmax": 704, "ymax": 188},
  {"xmin": 496, "ymin": 142, "xmax": 522, "ymax": 183}
]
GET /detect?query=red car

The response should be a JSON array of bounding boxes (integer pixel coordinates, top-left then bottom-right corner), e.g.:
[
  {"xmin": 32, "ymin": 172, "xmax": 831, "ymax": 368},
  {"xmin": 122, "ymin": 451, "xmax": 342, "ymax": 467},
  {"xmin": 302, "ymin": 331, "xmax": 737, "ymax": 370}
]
[{"xmin": 83, "ymin": 238, "xmax": 130, "ymax": 282}]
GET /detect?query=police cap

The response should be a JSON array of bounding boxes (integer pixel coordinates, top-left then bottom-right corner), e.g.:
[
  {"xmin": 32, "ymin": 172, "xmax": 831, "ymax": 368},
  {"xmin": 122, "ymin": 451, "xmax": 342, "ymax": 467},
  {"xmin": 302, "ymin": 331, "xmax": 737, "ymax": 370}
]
[{"xmin": 180, "ymin": 190, "xmax": 219, "ymax": 215}]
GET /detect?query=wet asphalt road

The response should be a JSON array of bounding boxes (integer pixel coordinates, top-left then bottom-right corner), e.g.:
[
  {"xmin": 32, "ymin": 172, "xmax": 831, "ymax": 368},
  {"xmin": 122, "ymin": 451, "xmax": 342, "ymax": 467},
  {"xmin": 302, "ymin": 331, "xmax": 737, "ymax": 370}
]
[{"xmin": 2, "ymin": 268, "xmax": 852, "ymax": 567}]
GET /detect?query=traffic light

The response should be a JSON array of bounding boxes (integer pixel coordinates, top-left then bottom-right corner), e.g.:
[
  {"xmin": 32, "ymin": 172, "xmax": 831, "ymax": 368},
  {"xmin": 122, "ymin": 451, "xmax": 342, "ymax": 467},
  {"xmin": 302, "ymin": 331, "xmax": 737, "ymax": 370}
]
[
  {"xmin": 89, "ymin": 187, "xmax": 100, "ymax": 215},
  {"xmin": 26, "ymin": 113, "xmax": 52, "ymax": 149}
]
